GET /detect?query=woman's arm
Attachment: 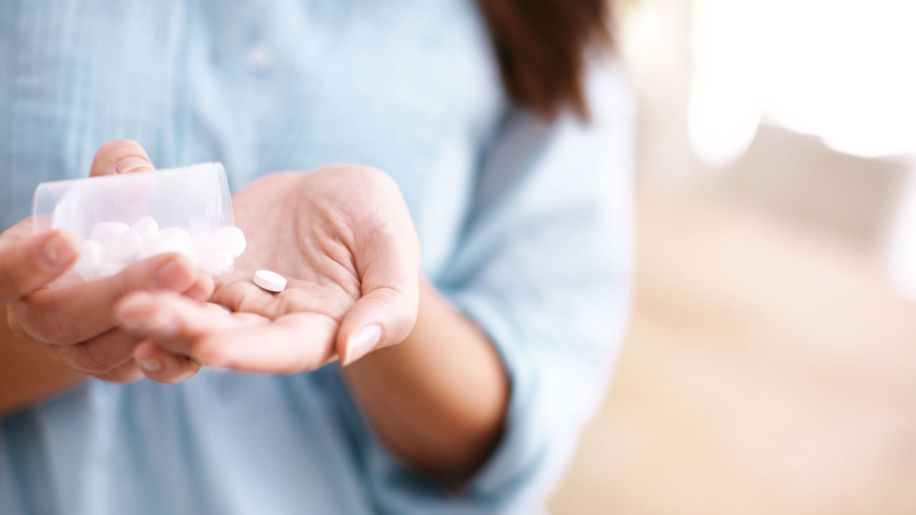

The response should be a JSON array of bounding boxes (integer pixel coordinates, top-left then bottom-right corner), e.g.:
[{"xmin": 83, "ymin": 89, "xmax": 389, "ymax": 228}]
[
  {"xmin": 0, "ymin": 321, "xmax": 85, "ymax": 417},
  {"xmin": 0, "ymin": 140, "xmax": 213, "ymax": 416},
  {"xmin": 341, "ymin": 278, "xmax": 509, "ymax": 484},
  {"xmin": 0, "ymin": 226, "xmax": 85, "ymax": 416}
]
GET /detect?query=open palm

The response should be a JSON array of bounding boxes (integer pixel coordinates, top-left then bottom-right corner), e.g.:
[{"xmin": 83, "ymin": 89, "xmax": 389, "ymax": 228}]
[{"xmin": 117, "ymin": 166, "xmax": 420, "ymax": 373}]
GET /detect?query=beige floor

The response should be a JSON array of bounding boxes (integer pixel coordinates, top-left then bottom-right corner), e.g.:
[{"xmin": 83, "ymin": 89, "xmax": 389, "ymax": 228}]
[{"xmin": 549, "ymin": 187, "xmax": 916, "ymax": 514}]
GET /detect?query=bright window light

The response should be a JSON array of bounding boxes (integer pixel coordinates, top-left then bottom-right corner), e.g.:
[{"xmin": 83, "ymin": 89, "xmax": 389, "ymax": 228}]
[{"xmin": 688, "ymin": 0, "xmax": 916, "ymax": 163}]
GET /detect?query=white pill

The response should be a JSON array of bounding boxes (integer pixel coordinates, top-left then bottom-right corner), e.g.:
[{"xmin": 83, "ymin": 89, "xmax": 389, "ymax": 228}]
[
  {"xmin": 130, "ymin": 216, "xmax": 159, "ymax": 240},
  {"xmin": 215, "ymin": 225, "xmax": 247, "ymax": 258},
  {"xmin": 82, "ymin": 240, "xmax": 105, "ymax": 266},
  {"xmin": 137, "ymin": 237, "xmax": 166, "ymax": 260},
  {"xmin": 253, "ymin": 269, "xmax": 287, "ymax": 293},
  {"xmin": 137, "ymin": 229, "xmax": 194, "ymax": 262},
  {"xmin": 199, "ymin": 250, "xmax": 234, "ymax": 275},
  {"xmin": 159, "ymin": 227, "xmax": 193, "ymax": 246},
  {"xmin": 100, "ymin": 231, "xmax": 142, "ymax": 262},
  {"xmin": 91, "ymin": 221, "xmax": 129, "ymax": 241},
  {"xmin": 189, "ymin": 218, "xmax": 214, "ymax": 239},
  {"xmin": 158, "ymin": 228, "xmax": 194, "ymax": 256},
  {"xmin": 75, "ymin": 240, "xmax": 106, "ymax": 279}
]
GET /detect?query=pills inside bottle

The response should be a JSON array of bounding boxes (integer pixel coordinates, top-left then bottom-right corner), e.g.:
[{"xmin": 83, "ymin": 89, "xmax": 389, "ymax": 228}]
[
  {"xmin": 33, "ymin": 162, "xmax": 243, "ymax": 287},
  {"xmin": 78, "ymin": 219, "xmax": 247, "ymax": 279}
]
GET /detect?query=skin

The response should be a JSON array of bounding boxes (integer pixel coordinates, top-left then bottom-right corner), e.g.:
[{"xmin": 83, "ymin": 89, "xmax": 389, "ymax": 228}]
[
  {"xmin": 0, "ymin": 140, "xmax": 508, "ymax": 482},
  {"xmin": 1, "ymin": 140, "xmax": 213, "ymax": 399}
]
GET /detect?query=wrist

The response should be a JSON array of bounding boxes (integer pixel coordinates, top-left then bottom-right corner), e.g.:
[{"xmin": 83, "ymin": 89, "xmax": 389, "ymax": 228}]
[
  {"xmin": 0, "ymin": 312, "xmax": 86, "ymax": 416},
  {"xmin": 339, "ymin": 278, "xmax": 509, "ymax": 482}
]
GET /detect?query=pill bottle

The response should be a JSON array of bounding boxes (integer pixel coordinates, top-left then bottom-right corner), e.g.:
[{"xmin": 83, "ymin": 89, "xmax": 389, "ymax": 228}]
[{"xmin": 33, "ymin": 162, "xmax": 246, "ymax": 288}]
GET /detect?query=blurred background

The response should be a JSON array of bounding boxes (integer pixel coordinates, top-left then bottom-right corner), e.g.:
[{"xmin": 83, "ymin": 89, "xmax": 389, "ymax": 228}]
[{"xmin": 550, "ymin": 1, "xmax": 916, "ymax": 513}]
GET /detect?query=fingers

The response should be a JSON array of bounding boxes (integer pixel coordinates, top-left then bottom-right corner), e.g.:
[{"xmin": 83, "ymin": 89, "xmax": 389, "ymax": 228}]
[
  {"xmin": 47, "ymin": 328, "xmax": 140, "ymax": 375},
  {"xmin": 337, "ymin": 285, "xmax": 418, "ymax": 365},
  {"xmin": 133, "ymin": 341, "xmax": 201, "ymax": 384},
  {"xmin": 199, "ymin": 313, "xmax": 338, "ymax": 373},
  {"xmin": 116, "ymin": 292, "xmax": 336, "ymax": 373},
  {"xmin": 90, "ymin": 139, "xmax": 154, "ymax": 177},
  {"xmin": 11, "ymin": 253, "xmax": 199, "ymax": 345},
  {"xmin": 182, "ymin": 273, "xmax": 215, "ymax": 302},
  {"xmin": 337, "ymin": 225, "xmax": 420, "ymax": 365},
  {"xmin": 94, "ymin": 360, "xmax": 144, "ymax": 384},
  {"xmin": 334, "ymin": 172, "xmax": 420, "ymax": 365},
  {"xmin": 0, "ymin": 230, "xmax": 79, "ymax": 302}
]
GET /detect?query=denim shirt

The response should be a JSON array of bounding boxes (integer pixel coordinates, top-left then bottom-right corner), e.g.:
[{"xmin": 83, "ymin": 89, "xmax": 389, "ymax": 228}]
[{"xmin": 0, "ymin": 1, "xmax": 634, "ymax": 513}]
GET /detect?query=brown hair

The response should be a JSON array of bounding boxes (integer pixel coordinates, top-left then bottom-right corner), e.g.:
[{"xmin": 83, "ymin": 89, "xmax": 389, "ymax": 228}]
[{"xmin": 476, "ymin": 0, "xmax": 613, "ymax": 121}]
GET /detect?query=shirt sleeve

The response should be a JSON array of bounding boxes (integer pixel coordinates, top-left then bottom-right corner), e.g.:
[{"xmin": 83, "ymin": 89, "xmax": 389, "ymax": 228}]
[{"xmin": 362, "ymin": 59, "xmax": 635, "ymax": 514}]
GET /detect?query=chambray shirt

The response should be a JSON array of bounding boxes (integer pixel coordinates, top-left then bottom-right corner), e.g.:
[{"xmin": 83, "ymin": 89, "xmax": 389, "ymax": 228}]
[{"xmin": 0, "ymin": 1, "xmax": 633, "ymax": 514}]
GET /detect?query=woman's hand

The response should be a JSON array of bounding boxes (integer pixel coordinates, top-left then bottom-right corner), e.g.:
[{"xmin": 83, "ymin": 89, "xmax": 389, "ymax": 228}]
[
  {"xmin": 2, "ymin": 140, "xmax": 213, "ymax": 384},
  {"xmin": 116, "ymin": 166, "xmax": 420, "ymax": 375}
]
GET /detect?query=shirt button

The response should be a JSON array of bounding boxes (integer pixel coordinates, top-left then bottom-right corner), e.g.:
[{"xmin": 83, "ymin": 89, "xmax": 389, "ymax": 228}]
[{"xmin": 244, "ymin": 46, "xmax": 274, "ymax": 74}]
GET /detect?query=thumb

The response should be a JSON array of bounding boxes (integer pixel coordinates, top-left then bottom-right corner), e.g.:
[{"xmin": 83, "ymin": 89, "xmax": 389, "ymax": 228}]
[
  {"xmin": 331, "ymin": 167, "xmax": 421, "ymax": 366},
  {"xmin": 90, "ymin": 139, "xmax": 154, "ymax": 177},
  {"xmin": 337, "ymin": 283, "xmax": 419, "ymax": 366},
  {"xmin": 0, "ymin": 228, "xmax": 80, "ymax": 302}
]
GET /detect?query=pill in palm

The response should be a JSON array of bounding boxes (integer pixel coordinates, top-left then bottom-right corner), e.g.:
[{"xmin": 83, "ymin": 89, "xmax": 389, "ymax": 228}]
[
  {"xmin": 215, "ymin": 225, "xmax": 247, "ymax": 258},
  {"xmin": 253, "ymin": 269, "xmax": 287, "ymax": 293}
]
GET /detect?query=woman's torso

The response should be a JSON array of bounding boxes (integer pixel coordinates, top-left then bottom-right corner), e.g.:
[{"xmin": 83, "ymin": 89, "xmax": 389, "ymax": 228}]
[{"xmin": 0, "ymin": 1, "xmax": 505, "ymax": 513}]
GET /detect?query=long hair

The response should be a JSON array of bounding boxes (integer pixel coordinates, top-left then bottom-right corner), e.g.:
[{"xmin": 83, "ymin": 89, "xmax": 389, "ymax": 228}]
[{"xmin": 476, "ymin": 0, "xmax": 613, "ymax": 121}]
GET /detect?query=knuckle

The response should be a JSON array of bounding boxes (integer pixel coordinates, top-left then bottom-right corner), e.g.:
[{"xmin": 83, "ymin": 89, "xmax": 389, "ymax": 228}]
[
  {"xmin": 19, "ymin": 304, "xmax": 72, "ymax": 345},
  {"xmin": 193, "ymin": 343, "xmax": 223, "ymax": 367},
  {"xmin": 0, "ymin": 266, "xmax": 27, "ymax": 300},
  {"xmin": 7, "ymin": 301, "xmax": 47, "ymax": 342}
]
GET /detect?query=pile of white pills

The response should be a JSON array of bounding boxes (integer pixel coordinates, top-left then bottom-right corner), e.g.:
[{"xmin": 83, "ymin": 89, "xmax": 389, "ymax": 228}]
[{"xmin": 76, "ymin": 216, "xmax": 247, "ymax": 279}]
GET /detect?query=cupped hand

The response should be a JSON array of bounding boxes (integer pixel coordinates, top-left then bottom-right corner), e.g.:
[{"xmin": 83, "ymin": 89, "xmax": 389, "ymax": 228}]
[
  {"xmin": 116, "ymin": 166, "xmax": 420, "ymax": 374},
  {"xmin": 2, "ymin": 140, "xmax": 213, "ymax": 383}
]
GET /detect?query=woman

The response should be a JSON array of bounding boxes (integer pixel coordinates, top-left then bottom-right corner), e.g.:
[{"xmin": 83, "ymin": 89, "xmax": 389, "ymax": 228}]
[{"xmin": 0, "ymin": 0, "xmax": 632, "ymax": 513}]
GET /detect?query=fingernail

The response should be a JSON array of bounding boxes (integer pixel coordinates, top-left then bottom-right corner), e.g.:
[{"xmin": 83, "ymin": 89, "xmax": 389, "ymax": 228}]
[
  {"xmin": 115, "ymin": 156, "xmax": 154, "ymax": 174},
  {"xmin": 40, "ymin": 232, "xmax": 77, "ymax": 269},
  {"xmin": 344, "ymin": 324, "xmax": 381, "ymax": 366},
  {"xmin": 138, "ymin": 358, "xmax": 162, "ymax": 372},
  {"xmin": 154, "ymin": 258, "xmax": 194, "ymax": 291}
]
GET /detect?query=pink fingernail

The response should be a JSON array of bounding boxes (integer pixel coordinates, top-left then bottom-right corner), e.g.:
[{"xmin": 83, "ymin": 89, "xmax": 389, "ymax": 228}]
[{"xmin": 344, "ymin": 324, "xmax": 381, "ymax": 366}]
